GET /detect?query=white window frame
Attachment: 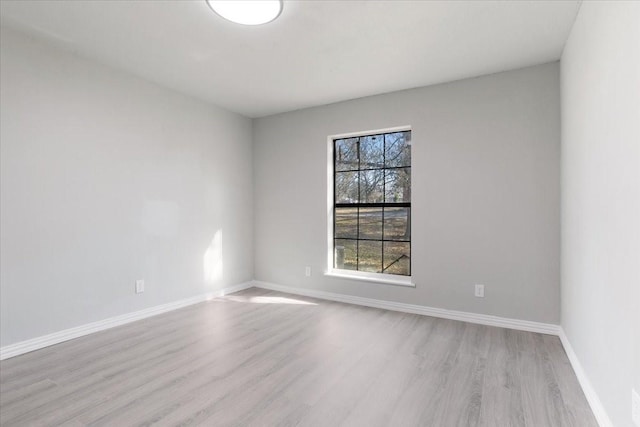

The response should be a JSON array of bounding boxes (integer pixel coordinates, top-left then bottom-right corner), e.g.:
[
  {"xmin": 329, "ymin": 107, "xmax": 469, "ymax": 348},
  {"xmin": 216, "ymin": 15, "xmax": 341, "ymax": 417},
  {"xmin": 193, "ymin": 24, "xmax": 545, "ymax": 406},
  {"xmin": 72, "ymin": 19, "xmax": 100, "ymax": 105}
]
[{"xmin": 325, "ymin": 125, "xmax": 415, "ymax": 287}]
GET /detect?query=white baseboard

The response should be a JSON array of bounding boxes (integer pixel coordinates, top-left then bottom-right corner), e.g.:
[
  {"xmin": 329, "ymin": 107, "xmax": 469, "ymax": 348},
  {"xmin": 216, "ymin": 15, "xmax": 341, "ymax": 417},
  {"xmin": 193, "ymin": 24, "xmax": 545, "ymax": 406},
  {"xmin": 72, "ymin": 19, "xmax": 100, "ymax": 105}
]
[
  {"xmin": 0, "ymin": 281, "xmax": 253, "ymax": 361},
  {"xmin": 251, "ymin": 280, "xmax": 560, "ymax": 335},
  {"xmin": 558, "ymin": 328, "xmax": 612, "ymax": 427}
]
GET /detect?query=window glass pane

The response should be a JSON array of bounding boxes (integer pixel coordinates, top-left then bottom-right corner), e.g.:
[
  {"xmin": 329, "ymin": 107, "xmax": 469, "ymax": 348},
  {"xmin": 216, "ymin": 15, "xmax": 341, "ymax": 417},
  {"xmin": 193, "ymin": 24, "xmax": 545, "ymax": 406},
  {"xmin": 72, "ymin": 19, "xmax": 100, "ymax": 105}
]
[
  {"xmin": 333, "ymin": 130, "xmax": 411, "ymax": 277},
  {"xmin": 360, "ymin": 169, "xmax": 384, "ymax": 203},
  {"xmin": 358, "ymin": 208, "xmax": 382, "ymax": 240},
  {"xmin": 335, "ymin": 138, "xmax": 359, "ymax": 171},
  {"xmin": 383, "ymin": 207, "xmax": 410, "ymax": 241},
  {"xmin": 385, "ymin": 131, "xmax": 411, "ymax": 168},
  {"xmin": 335, "ymin": 239, "xmax": 357, "ymax": 270},
  {"xmin": 359, "ymin": 135, "xmax": 384, "ymax": 169},
  {"xmin": 358, "ymin": 241, "xmax": 382, "ymax": 273},
  {"xmin": 383, "ymin": 242, "xmax": 410, "ymax": 276},
  {"xmin": 335, "ymin": 171, "xmax": 358, "ymax": 203},
  {"xmin": 335, "ymin": 207, "xmax": 358, "ymax": 239},
  {"xmin": 384, "ymin": 167, "xmax": 411, "ymax": 203}
]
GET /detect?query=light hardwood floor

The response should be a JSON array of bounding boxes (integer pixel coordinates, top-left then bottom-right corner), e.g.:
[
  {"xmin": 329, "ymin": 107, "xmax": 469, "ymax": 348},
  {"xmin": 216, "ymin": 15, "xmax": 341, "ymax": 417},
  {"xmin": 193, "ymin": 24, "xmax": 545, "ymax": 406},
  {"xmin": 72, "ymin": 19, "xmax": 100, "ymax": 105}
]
[{"xmin": 0, "ymin": 287, "xmax": 597, "ymax": 426}]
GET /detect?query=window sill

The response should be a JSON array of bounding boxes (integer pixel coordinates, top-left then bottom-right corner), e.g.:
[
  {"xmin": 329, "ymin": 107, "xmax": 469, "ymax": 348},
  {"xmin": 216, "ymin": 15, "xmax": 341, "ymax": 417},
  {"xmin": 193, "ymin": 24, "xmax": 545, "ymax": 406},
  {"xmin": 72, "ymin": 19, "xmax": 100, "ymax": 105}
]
[{"xmin": 324, "ymin": 270, "xmax": 415, "ymax": 288}]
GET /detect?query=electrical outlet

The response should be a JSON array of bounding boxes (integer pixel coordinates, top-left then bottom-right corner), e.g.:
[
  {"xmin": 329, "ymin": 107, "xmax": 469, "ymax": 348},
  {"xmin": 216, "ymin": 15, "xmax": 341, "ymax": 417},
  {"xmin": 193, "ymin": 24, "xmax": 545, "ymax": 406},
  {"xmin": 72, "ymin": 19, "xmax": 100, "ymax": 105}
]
[
  {"xmin": 474, "ymin": 284, "xmax": 485, "ymax": 298},
  {"xmin": 135, "ymin": 279, "xmax": 145, "ymax": 294},
  {"xmin": 305, "ymin": 266, "xmax": 311, "ymax": 277},
  {"xmin": 632, "ymin": 388, "xmax": 640, "ymax": 426}
]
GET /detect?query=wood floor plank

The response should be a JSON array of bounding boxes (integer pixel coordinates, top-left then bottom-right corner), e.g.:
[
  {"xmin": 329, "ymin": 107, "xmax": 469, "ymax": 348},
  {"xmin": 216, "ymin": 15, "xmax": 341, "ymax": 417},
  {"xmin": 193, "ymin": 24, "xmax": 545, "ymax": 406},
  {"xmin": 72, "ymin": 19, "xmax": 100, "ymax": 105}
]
[
  {"xmin": 477, "ymin": 328, "xmax": 525, "ymax": 427},
  {"xmin": 0, "ymin": 288, "xmax": 598, "ymax": 427}
]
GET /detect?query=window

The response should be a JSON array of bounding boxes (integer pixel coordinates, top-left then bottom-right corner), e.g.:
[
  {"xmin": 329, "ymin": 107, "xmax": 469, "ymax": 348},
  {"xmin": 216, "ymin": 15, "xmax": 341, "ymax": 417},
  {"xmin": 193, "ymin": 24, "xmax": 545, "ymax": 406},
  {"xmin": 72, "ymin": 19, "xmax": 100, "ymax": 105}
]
[{"xmin": 332, "ymin": 129, "xmax": 411, "ymax": 278}]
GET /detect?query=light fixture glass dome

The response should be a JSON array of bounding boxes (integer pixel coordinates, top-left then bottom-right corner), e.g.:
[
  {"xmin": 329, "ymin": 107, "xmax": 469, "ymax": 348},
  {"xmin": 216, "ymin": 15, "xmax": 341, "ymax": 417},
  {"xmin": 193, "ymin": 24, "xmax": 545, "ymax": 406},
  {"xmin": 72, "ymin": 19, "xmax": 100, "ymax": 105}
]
[{"xmin": 206, "ymin": 0, "xmax": 283, "ymax": 26}]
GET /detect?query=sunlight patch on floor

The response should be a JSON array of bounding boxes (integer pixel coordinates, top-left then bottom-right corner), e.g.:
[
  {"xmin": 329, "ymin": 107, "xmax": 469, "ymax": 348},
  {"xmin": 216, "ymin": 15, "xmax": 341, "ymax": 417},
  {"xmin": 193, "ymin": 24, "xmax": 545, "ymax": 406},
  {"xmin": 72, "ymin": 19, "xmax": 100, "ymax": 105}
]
[{"xmin": 226, "ymin": 295, "xmax": 317, "ymax": 305}]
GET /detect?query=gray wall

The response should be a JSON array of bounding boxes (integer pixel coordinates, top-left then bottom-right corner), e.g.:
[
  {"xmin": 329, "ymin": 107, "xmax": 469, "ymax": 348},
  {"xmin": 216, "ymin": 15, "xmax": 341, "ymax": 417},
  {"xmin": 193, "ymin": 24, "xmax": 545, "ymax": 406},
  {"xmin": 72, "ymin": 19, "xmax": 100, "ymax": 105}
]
[
  {"xmin": 561, "ymin": 2, "xmax": 640, "ymax": 426},
  {"xmin": 253, "ymin": 63, "xmax": 561, "ymax": 324},
  {"xmin": 0, "ymin": 27, "xmax": 254, "ymax": 347}
]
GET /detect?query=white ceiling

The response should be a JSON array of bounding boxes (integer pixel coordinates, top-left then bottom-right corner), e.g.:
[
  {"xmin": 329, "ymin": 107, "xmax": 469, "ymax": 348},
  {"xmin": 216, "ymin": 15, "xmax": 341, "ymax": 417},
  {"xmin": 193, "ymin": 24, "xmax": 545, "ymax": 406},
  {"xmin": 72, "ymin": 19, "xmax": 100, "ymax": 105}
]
[{"xmin": 0, "ymin": 0, "xmax": 580, "ymax": 118}]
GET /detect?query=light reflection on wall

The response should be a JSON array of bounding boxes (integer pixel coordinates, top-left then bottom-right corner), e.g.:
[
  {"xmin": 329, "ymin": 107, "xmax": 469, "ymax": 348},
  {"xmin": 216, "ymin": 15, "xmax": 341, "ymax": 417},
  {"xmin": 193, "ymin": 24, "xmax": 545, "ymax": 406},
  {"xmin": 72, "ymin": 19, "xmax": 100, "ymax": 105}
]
[{"xmin": 204, "ymin": 229, "xmax": 223, "ymax": 284}]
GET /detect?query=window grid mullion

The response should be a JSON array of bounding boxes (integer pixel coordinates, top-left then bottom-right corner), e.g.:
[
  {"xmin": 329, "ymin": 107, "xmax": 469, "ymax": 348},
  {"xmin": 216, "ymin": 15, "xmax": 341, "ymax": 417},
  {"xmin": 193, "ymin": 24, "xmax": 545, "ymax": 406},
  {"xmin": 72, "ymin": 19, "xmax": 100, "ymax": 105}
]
[
  {"xmin": 381, "ymin": 134, "xmax": 386, "ymax": 273},
  {"xmin": 356, "ymin": 137, "xmax": 361, "ymax": 270},
  {"xmin": 332, "ymin": 139, "xmax": 338, "ymax": 268},
  {"xmin": 336, "ymin": 165, "xmax": 410, "ymax": 173},
  {"xmin": 334, "ymin": 237, "xmax": 410, "ymax": 243}
]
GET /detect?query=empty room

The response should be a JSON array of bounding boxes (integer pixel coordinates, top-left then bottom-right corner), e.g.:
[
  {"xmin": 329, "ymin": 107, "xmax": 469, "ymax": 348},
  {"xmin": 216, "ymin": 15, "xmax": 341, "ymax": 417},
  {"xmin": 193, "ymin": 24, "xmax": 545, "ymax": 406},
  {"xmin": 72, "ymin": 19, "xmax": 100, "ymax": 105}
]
[{"xmin": 0, "ymin": 0, "xmax": 638, "ymax": 426}]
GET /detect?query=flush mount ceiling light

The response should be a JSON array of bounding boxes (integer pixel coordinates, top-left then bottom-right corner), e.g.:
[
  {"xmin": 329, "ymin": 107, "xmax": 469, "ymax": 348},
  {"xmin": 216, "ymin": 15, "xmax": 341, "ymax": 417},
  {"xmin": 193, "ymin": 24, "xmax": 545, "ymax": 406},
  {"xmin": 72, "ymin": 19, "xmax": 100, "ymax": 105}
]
[{"xmin": 206, "ymin": 0, "xmax": 283, "ymax": 26}]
